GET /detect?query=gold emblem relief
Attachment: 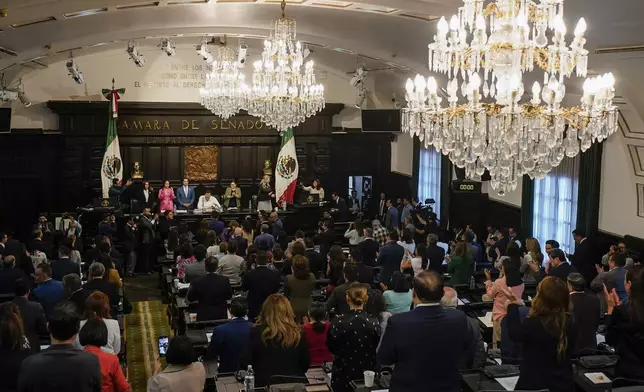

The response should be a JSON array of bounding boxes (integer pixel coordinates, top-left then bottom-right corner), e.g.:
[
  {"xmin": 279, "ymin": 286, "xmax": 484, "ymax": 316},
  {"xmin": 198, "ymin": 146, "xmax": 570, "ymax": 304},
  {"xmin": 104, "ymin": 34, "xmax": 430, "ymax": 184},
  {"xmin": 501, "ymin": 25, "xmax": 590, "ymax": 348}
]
[{"xmin": 184, "ymin": 145, "xmax": 219, "ymax": 181}]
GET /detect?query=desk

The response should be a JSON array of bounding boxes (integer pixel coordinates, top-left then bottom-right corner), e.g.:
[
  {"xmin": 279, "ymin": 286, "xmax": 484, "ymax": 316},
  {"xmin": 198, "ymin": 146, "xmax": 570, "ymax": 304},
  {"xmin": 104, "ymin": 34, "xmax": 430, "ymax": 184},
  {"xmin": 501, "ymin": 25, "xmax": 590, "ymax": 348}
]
[{"xmin": 213, "ymin": 368, "xmax": 329, "ymax": 392}]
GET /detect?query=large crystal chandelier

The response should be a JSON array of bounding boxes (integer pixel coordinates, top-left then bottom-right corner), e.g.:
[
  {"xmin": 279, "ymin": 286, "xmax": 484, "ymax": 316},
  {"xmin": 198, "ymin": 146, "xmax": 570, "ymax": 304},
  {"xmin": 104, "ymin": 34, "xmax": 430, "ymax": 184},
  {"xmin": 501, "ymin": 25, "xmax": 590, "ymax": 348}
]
[
  {"xmin": 199, "ymin": 38, "xmax": 250, "ymax": 120},
  {"xmin": 247, "ymin": 0, "xmax": 325, "ymax": 132},
  {"xmin": 402, "ymin": 0, "xmax": 618, "ymax": 195}
]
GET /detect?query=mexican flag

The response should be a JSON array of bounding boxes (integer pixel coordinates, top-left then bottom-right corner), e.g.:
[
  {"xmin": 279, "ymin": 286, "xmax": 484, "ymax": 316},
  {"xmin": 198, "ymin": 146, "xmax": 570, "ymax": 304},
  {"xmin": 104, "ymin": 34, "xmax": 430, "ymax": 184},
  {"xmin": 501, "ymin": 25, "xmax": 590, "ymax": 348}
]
[
  {"xmin": 101, "ymin": 84, "xmax": 125, "ymax": 198},
  {"xmin": 275, "ymin": 128, "xmax": 299, "ymax": 204}
]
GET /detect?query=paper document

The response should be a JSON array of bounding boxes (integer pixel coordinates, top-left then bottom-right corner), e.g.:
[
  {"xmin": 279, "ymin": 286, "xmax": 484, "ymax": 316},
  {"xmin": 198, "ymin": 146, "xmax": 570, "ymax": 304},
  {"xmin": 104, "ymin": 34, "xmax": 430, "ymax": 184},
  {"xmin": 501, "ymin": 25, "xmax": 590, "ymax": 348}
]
[
  {"xmin": 596, "ymin": 333, "xmax": 606, "ymax": 344},
  {"xmin": 457, "ymin": 299, "xmax": 465, "ymax": 306},
  {"xmin": 495, "ymin": 376, "xmax": 519, "ymax": 391},
  {"xmin": 478, "ymin": 312, "xmax": 493, "ymax": 328},
  {"xmin": 206, "ymin": 333, "xmax": 212, "ymax": 342}
]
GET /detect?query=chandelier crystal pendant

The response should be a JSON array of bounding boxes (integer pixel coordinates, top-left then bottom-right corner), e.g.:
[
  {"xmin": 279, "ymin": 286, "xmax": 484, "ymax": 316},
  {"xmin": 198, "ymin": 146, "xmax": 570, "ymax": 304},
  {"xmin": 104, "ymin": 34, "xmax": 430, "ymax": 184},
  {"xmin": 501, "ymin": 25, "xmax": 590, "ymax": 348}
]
[
  {"xmin": 402, "ymin": 0, "xmax": 618, "ymax": 195},
  {"xmin": 247, "ymin": 0, "xmax": 325, "ymax": 132},
  {"xmin": 199, "ymin": 39, "xmax": 250, "ymax": 120}
]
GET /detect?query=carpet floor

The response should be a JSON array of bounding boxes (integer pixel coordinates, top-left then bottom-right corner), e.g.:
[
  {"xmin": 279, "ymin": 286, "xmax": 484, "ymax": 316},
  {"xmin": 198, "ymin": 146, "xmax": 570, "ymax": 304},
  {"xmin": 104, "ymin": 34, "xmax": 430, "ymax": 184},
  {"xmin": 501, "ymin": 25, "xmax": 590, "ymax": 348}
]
[{"xmin": 125, "ymin": 301, "xmax": 172, "ymax": 392}]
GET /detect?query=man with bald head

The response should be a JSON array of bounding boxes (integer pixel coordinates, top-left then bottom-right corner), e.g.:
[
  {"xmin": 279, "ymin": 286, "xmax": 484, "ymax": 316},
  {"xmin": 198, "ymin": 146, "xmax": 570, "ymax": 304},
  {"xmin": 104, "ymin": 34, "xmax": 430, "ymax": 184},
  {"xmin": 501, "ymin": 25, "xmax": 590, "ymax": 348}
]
[
  {"xmin": 441, "ymin": 287, "xmax": 486, "ymax": 370},
  {"xmin": 232, "ymin": 227, "xmax": 248, "ymax": 257},
  {"xmin": 378, "ymin": 271, "xmax": 472, "ymax": 392}
]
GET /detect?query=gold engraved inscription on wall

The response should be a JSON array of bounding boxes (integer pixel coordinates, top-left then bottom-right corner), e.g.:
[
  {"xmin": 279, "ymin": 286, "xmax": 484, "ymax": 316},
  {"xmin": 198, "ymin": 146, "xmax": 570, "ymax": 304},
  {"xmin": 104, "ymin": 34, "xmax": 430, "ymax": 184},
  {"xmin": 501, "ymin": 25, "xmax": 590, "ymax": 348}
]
[{"xmin": 184, "ymin": 146, "xmax": 219, "ymax": 181}]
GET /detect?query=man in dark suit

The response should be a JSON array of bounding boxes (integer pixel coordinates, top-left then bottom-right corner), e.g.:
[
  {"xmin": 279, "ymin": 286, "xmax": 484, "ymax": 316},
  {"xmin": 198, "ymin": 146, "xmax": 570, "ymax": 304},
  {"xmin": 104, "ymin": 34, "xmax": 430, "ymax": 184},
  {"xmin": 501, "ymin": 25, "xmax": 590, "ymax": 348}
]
[
  {"xmin": 242, "ymin": 252, "xmax": 282, "ymax": 321},
  {"xmin": 0, "ymin": 231, "xmax": 7, "ymax": 258},
  {"xmin": 304, "ymin": 237, "xmax": 325, "ymax": 278},
  {"xmin": 529, "ymin": 248, "xmax": 575, "ymax": 283},
  {"xmin": 330, "ymin": 192, "xmax": 348, "ymax": 220},
  {"xmin": 351, "ymin": 249, "xmax": 374, "ymax": 286},
  {"xmin": 591, "ymin": 252, "xmax": 628, "ymax": 306},
  {"xmin": 441, "ymin": 287, "xmax": 486, "ymax": 370},
  {"xmin": 187, "ymin": 256, "xmax": 232, "ymax": 321},
  {"xmin": 13, "ymin": 278, "xmax": 48, "ymax": 353},
  {"xmin": 175, "ymin": 178, "xmax": 196, "ymax": 209},
  {"xmin": 17, "ymin": 302, "xmax": 102, "ymax": 392},
  {"xmin": 33, "ymin": 263, "xmax": 66, "ymax": 319},
  {"xmin": 572, "ymin": 228, "xmax": 597, "ymax": 285},
  {"xmin": 377, "ymin": 192, "xmax": 387, "ymax": 221},
  {"xmin": 494, "ymin": 228, "xmax": 511, "ymax": 257},
  {"xmin": 51, "ymin": 246, "xmax": 80, "ymax": 281},
  {"xmin": 0, "ymin": 255, "xmax": 26, "ymax": 294},
  {"xmin": 78, "ymin": 262, "xmax": 120, "ymax": 316},
  {"xmin": 377, "ymin": 230, "xmax": 405, "ymax": 287},
  {"xmin": 123, "ymin": 216, "xmax": 137, "ymax": 277},
  {"xmin": 62, "ymin": 273, "xmax": 85, "ymax": 313},
  {"xmin": 98, "ymin": 214, "xmax": 118, "ymax": 238},
  {"xmin": 137, "ymin": 207, "xmax": 156, "ymax": 275},
  {"xmin": 378, "ymin": 271, "xmax": 472, "ymax": 392},
  {"xmin": 315, "ymin": 219, "xmax": 336, "ymax": 259},
  {"xmin": 567, "ymin": 273, "xmax": 600, "ymax": 356},
  {"xmin": 357, "ymin": 228, "xmax": 379, "ymax": 267},
  {"xmin": 29, "ymin": 229, "xmax": 54, "ymax": 260},
  {"xmin": 384, "ymin": 199, "xmax": 399, "ymax": 231},
  {"xmin": 347, "ymin": 190, "xmax": 360, "ymax": 213},
  {"xmin": 326, "ymin": 264, "xmax": 377, "ymax": 316},
  {"xmin": 82, "ymin": 235, "xmax": 103, "ymax": 266},
  {"xmin": 205, "ymin": 297, "xmax": 253, "ymax": 373}
]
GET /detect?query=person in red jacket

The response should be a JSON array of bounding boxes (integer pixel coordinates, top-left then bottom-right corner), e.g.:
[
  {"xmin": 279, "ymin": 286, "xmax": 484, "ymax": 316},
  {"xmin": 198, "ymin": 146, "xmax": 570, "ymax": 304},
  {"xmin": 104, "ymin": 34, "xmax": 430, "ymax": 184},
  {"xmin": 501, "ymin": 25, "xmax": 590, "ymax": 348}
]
[
  {"xmin": 80, "ymin": 317, "xmax": 130, "ymax": 392},
  {"xmin": 302, "ymin": 302, "xmax": 333, "ymax": 366}
]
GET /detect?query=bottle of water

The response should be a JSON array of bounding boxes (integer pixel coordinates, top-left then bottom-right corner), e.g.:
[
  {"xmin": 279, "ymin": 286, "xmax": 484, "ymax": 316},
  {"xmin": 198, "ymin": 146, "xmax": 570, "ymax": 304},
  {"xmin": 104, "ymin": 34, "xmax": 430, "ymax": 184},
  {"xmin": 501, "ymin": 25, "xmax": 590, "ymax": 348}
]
[
  {"xmin": 469, "ymin": 276, "xmax": 475, "ymax": 290},
  {"xmin": 244, "ymin": 365, "xmax": 255, "ymax": 392}
]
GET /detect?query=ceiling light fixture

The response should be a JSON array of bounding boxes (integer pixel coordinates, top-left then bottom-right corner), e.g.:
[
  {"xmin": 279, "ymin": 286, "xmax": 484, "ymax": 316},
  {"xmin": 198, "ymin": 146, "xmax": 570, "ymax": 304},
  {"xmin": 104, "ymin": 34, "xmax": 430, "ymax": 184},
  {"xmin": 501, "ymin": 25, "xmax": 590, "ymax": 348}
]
[
  {"xmin": 127, "ymin": 41, "xmax": 146, "ymax": 67},
  {"xmin": 402, "ymin": 0, "xmax": 618, "ymax": 195},
  {"xmin": 66, "ymin": 52, "xmax": 84, "ymax": 84},
  {"xmin": 247, "ymin": 0, "xmax": 325, "ymax": 132},
  {"xmin": 160, "ymin": 38, "xmax": 176, "ymax": 56}
]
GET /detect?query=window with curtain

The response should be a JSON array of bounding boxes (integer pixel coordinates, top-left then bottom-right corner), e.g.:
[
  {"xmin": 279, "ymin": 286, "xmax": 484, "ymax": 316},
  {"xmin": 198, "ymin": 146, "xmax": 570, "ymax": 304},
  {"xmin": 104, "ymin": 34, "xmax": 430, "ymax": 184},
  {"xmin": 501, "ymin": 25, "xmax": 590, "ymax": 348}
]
[
  {"xmin": 418, "ymin": 148, "xmax": 442, "ymax": 219},
  {"xmin": 532, "ymin": 156, "xmax": 580, "ymax": 254}
]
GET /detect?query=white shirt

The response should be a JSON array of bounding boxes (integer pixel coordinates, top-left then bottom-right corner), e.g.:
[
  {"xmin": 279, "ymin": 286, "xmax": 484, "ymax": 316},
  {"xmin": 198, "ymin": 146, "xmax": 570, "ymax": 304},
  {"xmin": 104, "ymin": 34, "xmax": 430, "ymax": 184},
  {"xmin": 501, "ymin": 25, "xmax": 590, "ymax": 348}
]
[
  {"xmin": 183, "ymin": 186, "xmax": 190, "ymax": 197},
  {"xmin": 143, "ymin": 189, "xmax": 149, "ymax": 202},
  {"xmin": 197, "ymin": 195, "xmax": 221, "ymax": 211},
  {"xmin": 411, "ymin": 256, "xmax": 424, "ymax": 275},
  {"xmin": 75, "ymin": 318, "xmax": 121, "ymax": 354}
]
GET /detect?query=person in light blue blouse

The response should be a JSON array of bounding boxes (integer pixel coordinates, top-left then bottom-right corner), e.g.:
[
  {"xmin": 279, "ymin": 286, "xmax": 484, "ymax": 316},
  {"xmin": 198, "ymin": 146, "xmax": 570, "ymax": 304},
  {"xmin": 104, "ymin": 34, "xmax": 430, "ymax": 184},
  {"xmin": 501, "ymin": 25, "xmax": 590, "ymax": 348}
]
[{"xmin": 381, "ymin": 272, "xmax": 413, "ymax": 314}]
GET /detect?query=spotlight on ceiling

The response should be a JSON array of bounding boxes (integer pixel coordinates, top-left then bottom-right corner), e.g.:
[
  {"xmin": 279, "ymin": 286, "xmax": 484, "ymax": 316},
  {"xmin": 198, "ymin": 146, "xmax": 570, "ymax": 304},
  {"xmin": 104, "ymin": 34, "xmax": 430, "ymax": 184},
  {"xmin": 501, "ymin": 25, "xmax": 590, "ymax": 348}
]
[
  {"xmin": 18, "ymin": 91, "xmax": 31, "ymax": 108},
  {"xmin": 196, "ymin": 39, "xmax": 213, "ymax": 63},
  {"xmin": 303, "ymin": 45, "xmax": 313, "ymax": 60},
  {"xmin": 66, "ymin": 53, "xmax": 84, "ymax": 84},
  {"xmin": 350, "ymin": 66, "xmax": 367, "ymax": 88},
  {"xmin": 160, "ymin": 38, "xmax": 176, "ymax": 57},
  {"xmin": 127, "ymin": 42, "xmax": 146, "ymax": 67},
  {"xmin": 392, "ymin": 93, "xmax": 401, "ymax": 109},
  {"xmin": 355, "ymin": 86, "xmax": 366, "ymax": 109},
  {"xmin": 237, "ymin": 41, "xmax": 248, "ymax": 67}
]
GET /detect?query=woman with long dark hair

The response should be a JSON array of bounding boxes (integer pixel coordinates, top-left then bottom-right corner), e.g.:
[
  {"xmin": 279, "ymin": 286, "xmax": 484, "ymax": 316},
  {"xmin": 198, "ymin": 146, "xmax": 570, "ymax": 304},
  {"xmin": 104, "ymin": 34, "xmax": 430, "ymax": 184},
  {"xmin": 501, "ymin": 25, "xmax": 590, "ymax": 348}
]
[
  {"xmin": 484, "ymin": 257, "xmax": 525, "ymax": 348},
  {"xmin": 605, "ymin": 264, "xmax": 644, "ymax": 380},
  {"xmin": 410, "ymin": 244, "xmax": 429, "ymax": 275},
  {"xmin": 344, "ymin": 220, "xmax": 365, "ymax": 246},
  {"xmin": 284, "ymin": 255, "xmax": 316, "ymax": 321},
  {"xmin": 0, "ymin": 302, "xmax": 31, "ymax": 392},
  {"xmin": 506, "ymin": 276, "xmax": 575, "ymax": 392},
  {"xmin": 381, "ymin": 271, "xmax": 413, "ymax": 314},
  {"xmin": 326, "ymin": 245, "xmax": 346, "ymax": 287},
  {"xmin": 327, "ymin": 283, "xmax": 380, "ymax": 392},
  {"xmin": 447, "ymin": 241, "xmax": 472, "ymax": 285},
  {"xmin": 250, "ymin": 294, "xmax": 310, "ymax": 387},
  {"xmin": 302, "ymin": 302, "xmax": 333, "ymax": 366},
  {"xmin": 176, "ymin": 242, "xmax": 195, "ymax": 280}
]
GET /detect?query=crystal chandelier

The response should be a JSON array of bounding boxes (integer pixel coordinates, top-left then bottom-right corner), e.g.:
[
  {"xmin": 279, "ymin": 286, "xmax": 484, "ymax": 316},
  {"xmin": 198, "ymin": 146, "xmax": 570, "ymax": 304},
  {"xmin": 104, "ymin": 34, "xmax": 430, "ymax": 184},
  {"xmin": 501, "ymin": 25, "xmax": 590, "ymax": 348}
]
[
  {"xmin": 247, "ymin": 0, "xmax": 325, "ymax": 132},
  {"xmin": 199, "ymin": 38, "xmax": 250, "ymax": 120},
  {"xmin": 402, "ymin": 0, "xmax": 618, "ymax": 195}
]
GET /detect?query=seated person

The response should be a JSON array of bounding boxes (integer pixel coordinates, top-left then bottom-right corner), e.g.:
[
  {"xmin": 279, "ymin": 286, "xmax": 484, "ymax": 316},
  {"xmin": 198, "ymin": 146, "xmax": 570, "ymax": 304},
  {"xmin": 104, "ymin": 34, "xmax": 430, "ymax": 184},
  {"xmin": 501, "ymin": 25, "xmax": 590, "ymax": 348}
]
[
  {"xmin": 223, "ymin": 182, "xmax": 242, "ymax": 210},
  {"xmin": 80, "ymin": 318, "xmax": 130, "ymax": 392},
  {"xmin": 147, "ymin": 336, "xmax": 205, "ymax": 392},
  {"xmin": 205, "ymin": 298, "xmax": 253, "ymax": 373},
  {"xmin": 197, "ymin": 189, "xmax": 222, "ymax": 212},
  {"xmin": 0, "ymin": 256, "xmax": 26, "ymax": 294},
  {"xmin": 187, "ymin": 256, "xmax": 232, "ymax": 321},
  {"xmin": 32, "ymin": 263, "xmax": 66, "ymax": 319}
]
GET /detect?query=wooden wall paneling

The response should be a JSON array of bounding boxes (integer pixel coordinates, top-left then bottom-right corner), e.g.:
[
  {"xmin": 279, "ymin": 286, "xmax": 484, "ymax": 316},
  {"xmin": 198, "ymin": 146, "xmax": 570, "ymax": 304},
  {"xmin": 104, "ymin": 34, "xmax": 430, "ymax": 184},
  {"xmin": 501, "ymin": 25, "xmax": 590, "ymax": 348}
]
[
  {"xmin": 164, "ymin": 146, "xmax": 182, "ymax": 183},
  {"xmin": 146, "ymin": 146, "xmax": 163, "ymax": 182},
  {"xmin": 237, "ymin": 146, "xmax": 255, "ymax": 181},
  {"xmin": 219, "ymin": 146, "xmax": 236, "ymax": 182}
]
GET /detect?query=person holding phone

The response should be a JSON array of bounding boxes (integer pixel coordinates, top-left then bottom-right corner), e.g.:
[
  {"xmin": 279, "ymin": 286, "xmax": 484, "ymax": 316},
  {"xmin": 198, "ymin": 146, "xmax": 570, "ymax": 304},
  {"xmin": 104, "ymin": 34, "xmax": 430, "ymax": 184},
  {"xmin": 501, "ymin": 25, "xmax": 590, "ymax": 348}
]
[{"xmin": 148, "ymin": 336, "xmax": 205, "ymax": 392}]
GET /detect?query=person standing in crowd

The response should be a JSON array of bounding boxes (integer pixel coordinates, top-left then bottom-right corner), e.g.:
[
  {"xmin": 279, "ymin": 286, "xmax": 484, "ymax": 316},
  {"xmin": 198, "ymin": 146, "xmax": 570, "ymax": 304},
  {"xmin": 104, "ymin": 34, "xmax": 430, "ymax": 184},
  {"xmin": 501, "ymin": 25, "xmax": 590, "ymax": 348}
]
[
  {"xmin": 409, "ymin": 244, "xmax": 428, "ymax": 276},
  {"xmin": 567, "ymin": 273, "xmax": 601, "ymax": 356},
  {"xmin": 425, "ymin": 234, "xmax": 446, "ymax": 273},
  {"xmin": 377, "ymin": 193, "xmax": 387, "ymax": 221},
  {"xmin": 602, "ymin": 241, "xmax": 634, "ymax": 267},
  {"xmin": 217, "ymin": 240, "xmax": 244, "ymax": 286},
  {"xmin": 377, "ymin": 231, "xmax": 405, "ymax": 288},
  {"xmin": 302, "ymin": 303, "xmax": 333, "ymax": 366},
  {"xmin": 545, "ymin": 239, "xmax": 560, "ymax": 255},
  {"xmin": 98, "ymin": 214, "xmax": 118, "ymax": 238},
  {"xmin": 249, "ymin": 294, "xmax": 310, "ymax": 387},
  {"xmin": 208, "ymin": 212, "xmax": 225, "ymax": 235},
  {"xmin": 175, "ymin": 242, "xmax": 196, "ymax": 281},
  {"xmin": 325, "ymin": 245, "xmax": 346, "ymax": 287},
  {"xmin": 604, "ymin": 265, "xmax": 644, "ymax": 380},
  {"xmin": 304, "ymin": 238, "xmax": 324, "ymax": 278},
  {"xmin": 12, "ymin": 279, "xmax": 47, "ymax": 353},
  {"xmin": 384, "ymin": 200, "xmax": 398, "ymax": 231},
  {"xmin": 357, "ymin": 228, "xmax": 379, "ymax": 267},
  {"xmin": 32, "ymin": 263, "xmax": 66, "ymax": 319},
  {"xmin": 76, "ymin": 292, "xmax": 121, "ymax": 355},
  {"xmin": 506, "ymin": 277, "xmax": 575, "ymax": 392},
  {"xmin": 184, "ymin": 245, "xmax": 207, "ymax": 283},
  {"xmin": 254, "ymin": 224, "xmax": 275, "ymax": 251},
  {"xmin": 242, "ymin": 250, "xmax": 282, "ymax": 321},
  {"xmin": 440, "ymin": 287, "xmax": 486, "ymax": 370},
  {"xmin": 329, "ymin": 192, "xmax": 348, "ymax": 219},
  {"xmin": 51, "ymin": 246, "xmax": 80, "ymax": 282},
  {"xmin": 348, "ymin": 190, "xmax": 360, "ymax": 214},
  {"xmin": 315, "ymin": 219, "xmax": 336, "ymax": 259},
  {"xmin": 521, "ymin": 238, "xmax": 544, "ymax": 282},
  {"xmin": 447, "ymin": 241, "xmax": 472, "ymax": 286},
  {"xmin": 378, "ymin": 271, "xmax": 472, "ymax": 392},
  {"xmin": 380, "ymin": 272, "xmax": 413, "ymax": 314},
  {"xmin": 80, "ymin": 318, "xmax": 130, "ymax": 392},
  {"xmin": 123, "ymin": 216, "xmax": 137, "ymax": 277},
  {"xmin": 284, "ymin": 255, "xmax": 316, "ymax": 322},
  {"xmin": 148, "ymin": 336, "xmax": 205, "ymax": 392},
  {"xmin": 400, "ymin": 198, "xmax": 413, "ymax": 227},
  {"xmin": 591, "ymin": 252, "xmax": 628, "ymax": 305},
  {"xmin": 78, "ymin": 263, "xmax": 120, "ymax": 317},
  {"xmin": 0, "ymin": 256, "xmax": 26, "ymax": 294},
  {"xmin": 344, "ymin": 220, "xmax": 365, "ymax": 246},
  {"xmin": 483, "ymin": 257, "xmax": 525, "ymax": 349},
  {"xmin": 232, "ymin": 228, "xmax": 248, "ymax": 257},
  {"xmin": 371, "ymin": 220, "xmax": 388, "ymax": 247},
  {"xmin": 529, "ymin": 248, "xmax": 575, "ymax": 283},
  {"xmin": 18, "ymin": 302, "xmax": 102, "ymax": 392},
  {"xmin": 0, "ymin": 302, "xmax": 32, "ymax": 392},
  {"xmin": 572, "ymin": 228, "xmax": 596, "ymax": 284},
  {"xmin": 205, "ymin": 298, "xmax": 253, "ymax": 373},
  {"xmin": 187, "ymin": 256, "xmax": 232, "ymax": 322},
  {"xmin": 158, "ymin": 180, "xmax": 176, "ymax": 212},
  {"xmin": 137, "ymin": 207, "xmax": 156, "ymax": 275},
  {"xmin": 327, "ymin": 283, "xmax": 380, "ymax": 392},
  {"xmin": 349, "ymin": 249, "xmax": 374, "ymax": 286}
]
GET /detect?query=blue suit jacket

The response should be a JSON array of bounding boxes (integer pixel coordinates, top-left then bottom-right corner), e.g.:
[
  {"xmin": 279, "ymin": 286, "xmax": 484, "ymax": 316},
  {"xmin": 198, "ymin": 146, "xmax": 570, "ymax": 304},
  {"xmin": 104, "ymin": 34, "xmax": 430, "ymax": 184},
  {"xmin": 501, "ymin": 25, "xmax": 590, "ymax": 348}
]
[
  {"xmin": 175, "ymin": 186, "xmax": 195, "ymax": 208},
  {"xmin": 206, "ymin": 318, "xmax": 253, "ymax": 373},
  {"xmin": 377, "ymin": 305, "xmax": 471, "ymax": 392},
  {"xmin": 32, "ymin": 279, "xmax": 66, "ymax": 319}
]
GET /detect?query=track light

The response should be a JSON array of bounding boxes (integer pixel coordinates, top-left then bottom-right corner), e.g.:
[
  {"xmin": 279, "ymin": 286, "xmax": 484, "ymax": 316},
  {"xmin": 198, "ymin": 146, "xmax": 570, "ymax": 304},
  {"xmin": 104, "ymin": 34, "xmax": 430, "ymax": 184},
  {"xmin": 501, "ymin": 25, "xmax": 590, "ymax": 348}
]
[
  {"xmin": 160, "ymin": 38, "xmax": 176, "ymax": 57},
  {"xmin": 355, "ymin": 86, "xmax": 366, "ymax": 108},
  {"xmin": 127, "ymin": 42, "xmax": 146, "ymax": 67},
  {"xmin": 17, "ymin": 91, "xmax": 31, "ymax": 107},
  {"xmin": 196, "ymin": 39, "xmax": 213, "ymax": 63},
  {"xmin": 237, "ymin": 41, "xmax": 248, "ymax": 67},
  {"xmin": 66, "ymin": 53, "xmax": 84, "ymax": 84},
  {"xmin": 350, "ymin": 66, "xmax": 367, "ymax": 87},
  {"xmin": 303, "ymin": 45, "xmax": 313, "ymax": 60},
  {"xmin": 392, "ymin": 93, "xmax": 401, "ymax": 109}
]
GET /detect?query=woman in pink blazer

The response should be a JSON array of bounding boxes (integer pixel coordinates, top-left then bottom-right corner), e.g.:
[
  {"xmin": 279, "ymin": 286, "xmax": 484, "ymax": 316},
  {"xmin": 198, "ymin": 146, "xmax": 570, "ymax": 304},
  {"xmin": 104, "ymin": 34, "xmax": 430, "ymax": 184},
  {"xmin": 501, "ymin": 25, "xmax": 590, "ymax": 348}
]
[{"xmin": 158, "ymin": 180, "xmax": 175, "ymax": 212}]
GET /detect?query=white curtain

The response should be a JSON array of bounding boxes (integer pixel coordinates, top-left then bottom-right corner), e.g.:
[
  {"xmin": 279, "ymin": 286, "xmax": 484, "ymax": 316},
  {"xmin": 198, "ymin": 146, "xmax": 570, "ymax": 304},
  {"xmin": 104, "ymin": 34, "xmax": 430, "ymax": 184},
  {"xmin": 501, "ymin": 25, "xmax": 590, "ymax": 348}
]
[
  {"xmin": 418, "ymin": 148, "xmax": 442, "ymax": 219},
  {"xmin": 532, "ymin": 156, "xmax": 580, "ymax": 254}
]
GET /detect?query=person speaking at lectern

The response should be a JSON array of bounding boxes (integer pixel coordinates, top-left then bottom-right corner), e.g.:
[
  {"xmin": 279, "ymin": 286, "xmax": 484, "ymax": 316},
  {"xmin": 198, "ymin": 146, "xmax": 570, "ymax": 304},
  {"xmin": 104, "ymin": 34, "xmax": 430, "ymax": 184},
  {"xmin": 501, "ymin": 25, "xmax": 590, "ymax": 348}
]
[
  {"xmin": 224, "ymin": 182, "xmax": 242, "ymax": 210},
  {"xmin": 301, "ymin": 179, "xmax": 325, "ymax": 201},
  {"xmin": 176, "ymin": 178, "xmax": 195, "ymax": 210}
]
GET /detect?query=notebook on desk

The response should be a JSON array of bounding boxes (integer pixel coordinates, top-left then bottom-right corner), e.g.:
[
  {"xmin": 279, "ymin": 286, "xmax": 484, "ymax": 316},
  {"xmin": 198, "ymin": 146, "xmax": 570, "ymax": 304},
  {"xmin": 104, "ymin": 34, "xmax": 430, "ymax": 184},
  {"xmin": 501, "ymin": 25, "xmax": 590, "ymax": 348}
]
[{"xmin": 478, "ymin": 311, "xmax": 493, "ymax": 328}]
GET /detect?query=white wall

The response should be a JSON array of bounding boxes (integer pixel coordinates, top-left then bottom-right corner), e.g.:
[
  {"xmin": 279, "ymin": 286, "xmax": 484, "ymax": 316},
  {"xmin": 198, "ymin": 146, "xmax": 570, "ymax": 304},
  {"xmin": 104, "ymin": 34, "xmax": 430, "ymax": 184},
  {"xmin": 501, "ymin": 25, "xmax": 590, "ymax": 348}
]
[
  {"xmin": 390, "ymin": 134, "xmax": 413, "ymax": 176},
  {"xmin": 483, "ymin": 181, "xmax": 523, "ymax": 207},
  {"xmin": 11, "ymin": 47, "xmax": 368, "ymax": 130}
]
